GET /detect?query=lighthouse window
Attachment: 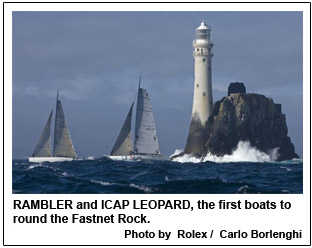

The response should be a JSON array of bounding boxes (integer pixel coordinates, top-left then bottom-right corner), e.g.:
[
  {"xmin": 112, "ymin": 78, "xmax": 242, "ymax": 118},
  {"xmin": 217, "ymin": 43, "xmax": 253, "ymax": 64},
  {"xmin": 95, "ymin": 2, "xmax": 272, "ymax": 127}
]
[
  {"xmin": 203, "ymin": 92, "xmax": 206, "ymax": 96},
  {"xmin": 203, "ymin": 58, "xmax": 206, "ymax": 62},
  {"xmin": 196, "ymin": 84, "xmax": 199, "ymax": 88}
]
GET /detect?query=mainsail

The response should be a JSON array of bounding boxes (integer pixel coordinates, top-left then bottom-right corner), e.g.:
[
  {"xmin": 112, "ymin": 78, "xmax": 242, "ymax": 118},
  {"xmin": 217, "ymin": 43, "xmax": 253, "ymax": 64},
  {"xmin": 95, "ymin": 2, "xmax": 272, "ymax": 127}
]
[
  {"xmin": 111, "ymin": 102, "xmax": 134, "ymax": 156},
  {"xmin": 32, "ymin": 110, "xmax": 53, "ymax": 157},
  {"xmin": 53, "ymin": 94, "xmax": 77, "ymax": 158},
  {"xmin": 134, "ymin": 86, "xmax": 160, "ymax": 155}
]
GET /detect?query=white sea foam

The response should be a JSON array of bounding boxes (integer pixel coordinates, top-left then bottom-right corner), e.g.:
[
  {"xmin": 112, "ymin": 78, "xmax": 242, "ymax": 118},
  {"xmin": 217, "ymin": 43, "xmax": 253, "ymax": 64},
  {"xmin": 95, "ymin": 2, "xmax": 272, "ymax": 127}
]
[
  {"xmin": 60, "ymin": 172, "xmax": 71, "ymax": 177},
  {"xmin": 236, "ymin": 185, "xmax": 249, "ymax": 194},
  {"xmin": 171, "ymin": 141, "xmax": 279, "ymax": 163},
  {"xmin": 171, "ymin": 153, "xmax": 201, "ymax": 163},
  {"xmin": 129, "ymin": 183, "xmax": 153, "ymax": 193},
  {"xmin": 170, "ymin": 149, "xmax": 184, "ymax": 157},
  {"xmin": 281, "ymin": 189, "xmax": 290, "ymax": 193},
  {"xmin": 91, "ymin": 180, "xmax": 114, "ymax": 186},
  {"xmin": 26, "ymin": 164, "xmax": 43, "ymax": 170},
  {"xmin": 280, "ymin": 166, "xmax": 292, "ymax": 172}
]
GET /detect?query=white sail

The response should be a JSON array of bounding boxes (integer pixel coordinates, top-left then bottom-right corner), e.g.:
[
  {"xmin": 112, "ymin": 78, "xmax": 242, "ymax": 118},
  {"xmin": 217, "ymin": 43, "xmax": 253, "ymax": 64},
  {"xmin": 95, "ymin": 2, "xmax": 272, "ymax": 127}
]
[
  {"xmin": 32, "ymin": 110, "xmax": 53, "ymax": 157},
  {"xmin": 134, "ymin": 86, "xmax": 160, "ymax": 155},
  {"xmin": 53, "ymin": 94, "xmax": 77, "ymax": 158},
  {"xmin": 111, "ymin": 102, "xmax": 134, "ymax": 156}
]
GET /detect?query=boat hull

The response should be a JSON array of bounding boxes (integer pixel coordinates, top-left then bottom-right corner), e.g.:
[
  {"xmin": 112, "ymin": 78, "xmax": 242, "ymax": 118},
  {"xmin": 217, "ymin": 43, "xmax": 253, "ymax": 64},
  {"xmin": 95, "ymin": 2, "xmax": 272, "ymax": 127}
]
[
  {"xmin": 29, "ymin": 157, "xmax": 74, "ymax": 163},
  {"xmin": 107, "ymin": 154, "xmax": 166, "ymax": 161}
]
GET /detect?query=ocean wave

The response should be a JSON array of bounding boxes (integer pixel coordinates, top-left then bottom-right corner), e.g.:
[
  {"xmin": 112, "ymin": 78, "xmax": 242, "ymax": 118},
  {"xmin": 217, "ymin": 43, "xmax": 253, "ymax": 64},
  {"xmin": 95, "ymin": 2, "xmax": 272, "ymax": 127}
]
[
  {"xmin": 91, "ymin": 179, "xmax": 115, "ymax": 186},
  {"xmin": 130, "ymin": 171, "xmax": 149, "ymax": 180},
  {"xmin": 236, "ymin": 185, "xmax": 249, "ymax": 194},
  {"xmin": 280, "ymin": 166, "xmax": 292, "ymax": 172},
  {"xmin": 60, "ymin": 172, "xmax": 72, "ymax": 177},
  {"xmin": 12, "ymin": 158, "xmax": 303, "ymax": 194},
  {"xmin": 129, "ymin": 183, "xmax": 153, "ymax": 193},
  {"xmin": 171, "ymin": 149, "xmax": 184, "ymax": 157},
  {"xmin": 171, "ymin": 153, "xmax": 201, "ymax": 163},
  {"xmin": 278, "ymin": 158, "xmax": 303, "ymax": 164},
  {"xmin": 87, "ymin": 156, "xmax": 94, "ymax": 160},
  {"xmin": 26, "ymin": 163, "xmax": 60, "ymax": 172},
  {"xmin": 172, "ymin": 141, "xmax": 279, "ymax": 163},
  {"xmin": 26, "ymin": 164, "xmax": 42, "ymax": 170},
  {"xmin": 281, "ymin": 189, "xmax": 290, "ymax": 193}
]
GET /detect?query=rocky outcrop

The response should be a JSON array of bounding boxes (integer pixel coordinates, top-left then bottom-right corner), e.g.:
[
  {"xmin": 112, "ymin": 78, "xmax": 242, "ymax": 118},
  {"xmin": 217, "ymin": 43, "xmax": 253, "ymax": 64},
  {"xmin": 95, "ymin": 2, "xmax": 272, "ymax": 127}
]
[{"xmin": 202, "ymin": 93, "xmax": 299, "ymax": 161}]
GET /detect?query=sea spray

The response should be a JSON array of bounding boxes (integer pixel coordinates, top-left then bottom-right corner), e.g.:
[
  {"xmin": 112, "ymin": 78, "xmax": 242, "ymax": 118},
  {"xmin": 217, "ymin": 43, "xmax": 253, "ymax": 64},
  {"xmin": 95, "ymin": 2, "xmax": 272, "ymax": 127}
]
[{"xmin": 171, "ymin": 141, "xmax": 279, "ymax": 163}]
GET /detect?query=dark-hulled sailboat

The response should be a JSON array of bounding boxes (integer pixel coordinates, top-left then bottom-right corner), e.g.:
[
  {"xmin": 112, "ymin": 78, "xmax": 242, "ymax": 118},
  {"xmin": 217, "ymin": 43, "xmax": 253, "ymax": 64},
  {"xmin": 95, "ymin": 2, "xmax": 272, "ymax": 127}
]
[
  {"xmin": 108, "ymin": 78, "xmax": 165, "ymax": 161},
  {"xmin": 29, "ymin": 92, "xmax": 77, "ymax": 163}
]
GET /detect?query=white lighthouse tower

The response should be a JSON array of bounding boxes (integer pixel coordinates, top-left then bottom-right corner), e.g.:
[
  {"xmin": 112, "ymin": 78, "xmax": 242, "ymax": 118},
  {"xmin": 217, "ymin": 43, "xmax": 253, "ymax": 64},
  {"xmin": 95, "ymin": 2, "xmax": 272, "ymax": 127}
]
[{"xmin": 185, "ymin": 20, "xmax": 214, "ymax": 154}]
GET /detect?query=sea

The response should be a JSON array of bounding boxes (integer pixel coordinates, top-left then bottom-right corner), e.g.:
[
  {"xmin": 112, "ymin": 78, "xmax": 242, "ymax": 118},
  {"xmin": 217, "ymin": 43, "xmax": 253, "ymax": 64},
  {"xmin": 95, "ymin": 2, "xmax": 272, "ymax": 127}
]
[{"xmin": 12, "ymin": 157, "xmax": 303, "ymax": 194}]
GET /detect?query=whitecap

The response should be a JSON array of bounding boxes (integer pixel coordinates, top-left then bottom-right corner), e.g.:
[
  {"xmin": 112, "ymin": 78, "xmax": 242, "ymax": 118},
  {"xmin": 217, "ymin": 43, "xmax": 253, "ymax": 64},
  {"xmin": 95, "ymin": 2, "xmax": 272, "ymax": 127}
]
[
  {"xmin": 281, "ymin": 189, "xmax": 290, "ymax": 193},
  {"xmin": 60, "ymin": 172, "xmax": 72, "ymax": 177},
  {"xmin": 236, "ymin": 185, "xmax": 249, "ymax": 194},
  {"xmin": 91, "ymin": 180, "xmax": 114, "ymax": 186},
  {"xmin": 129, "ymin": 183, "xmax": 153, "ymax": 193},
  {"xmin": 26, "ymin": 164, "xmax": 42, "ymax": 170}
]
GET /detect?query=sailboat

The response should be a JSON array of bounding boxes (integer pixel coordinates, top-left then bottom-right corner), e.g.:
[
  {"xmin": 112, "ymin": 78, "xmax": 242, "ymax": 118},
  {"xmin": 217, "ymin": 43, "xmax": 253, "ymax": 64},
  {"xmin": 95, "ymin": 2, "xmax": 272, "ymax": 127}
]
[
  {"xmin": 29, "ymin": 92, "xmax": 78, "ymax": 163},
  {"xmin": 108, "ymin": 78, "xmax": 166, "ymax": 161}
]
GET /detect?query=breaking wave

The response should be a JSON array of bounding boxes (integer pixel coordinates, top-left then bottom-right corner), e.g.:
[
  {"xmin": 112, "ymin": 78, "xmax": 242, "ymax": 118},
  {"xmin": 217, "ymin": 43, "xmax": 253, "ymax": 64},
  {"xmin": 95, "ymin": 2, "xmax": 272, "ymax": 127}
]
[
  {"xmin": 172, "ymin": 141, "xmax": 279, "ymax": 163},
  {"xmin": 91, "ymin": 180, "xmax": 116, "ymax": 186},
  {"xmin": 129, "ymin": 183, "xmax": 153, "ymax": 193}
]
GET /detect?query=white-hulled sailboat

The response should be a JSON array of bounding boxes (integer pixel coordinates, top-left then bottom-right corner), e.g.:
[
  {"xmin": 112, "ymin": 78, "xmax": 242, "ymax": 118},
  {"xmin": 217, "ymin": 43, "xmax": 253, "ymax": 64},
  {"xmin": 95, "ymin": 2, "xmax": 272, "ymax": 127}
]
[
  {"xmin": 29, "ymin": 92, "xmax": 77, "ymax": 163},
  {"xmin": 108, "ymin": 77, "xmax": 166, "ymax": 161}
]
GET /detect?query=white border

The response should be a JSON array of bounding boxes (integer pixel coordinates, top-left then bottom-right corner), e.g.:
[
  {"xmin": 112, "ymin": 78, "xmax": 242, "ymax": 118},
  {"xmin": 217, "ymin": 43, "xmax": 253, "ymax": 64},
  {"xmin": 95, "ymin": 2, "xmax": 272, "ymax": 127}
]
[{"xmin": 4, "ymin": 2, "xmax": 311, "ymax": 246}]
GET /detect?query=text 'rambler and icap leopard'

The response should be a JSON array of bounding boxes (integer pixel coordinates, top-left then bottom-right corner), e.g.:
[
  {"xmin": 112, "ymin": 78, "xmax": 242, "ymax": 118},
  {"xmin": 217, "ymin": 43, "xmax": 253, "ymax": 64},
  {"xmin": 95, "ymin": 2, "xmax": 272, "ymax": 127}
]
[{"xmin": 13, "ymin": 199, "xmax": 192, "ymax": 210}]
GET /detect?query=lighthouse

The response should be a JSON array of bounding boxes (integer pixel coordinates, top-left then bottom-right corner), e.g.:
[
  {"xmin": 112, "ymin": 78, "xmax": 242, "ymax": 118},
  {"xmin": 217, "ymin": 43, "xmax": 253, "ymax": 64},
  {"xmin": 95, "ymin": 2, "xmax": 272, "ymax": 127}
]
[{"xmin": 185, "ymin": 20, "xmax": 214, "ymax": 154}]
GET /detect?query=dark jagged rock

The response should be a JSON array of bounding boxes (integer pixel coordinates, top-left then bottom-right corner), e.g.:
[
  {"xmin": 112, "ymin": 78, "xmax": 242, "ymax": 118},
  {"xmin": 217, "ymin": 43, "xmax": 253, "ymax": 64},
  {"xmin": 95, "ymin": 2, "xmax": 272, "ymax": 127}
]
[{"xmin": 202, "ymin": 93, "xmax": 299, "ymax": 161}]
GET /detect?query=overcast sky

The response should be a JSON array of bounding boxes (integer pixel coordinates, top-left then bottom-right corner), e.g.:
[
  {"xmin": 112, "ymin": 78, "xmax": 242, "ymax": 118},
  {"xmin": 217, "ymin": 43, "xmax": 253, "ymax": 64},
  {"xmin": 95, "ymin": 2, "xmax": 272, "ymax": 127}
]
[{"xmin": 12, "ymin": 11, "xmax": 303, "ymax": 159}]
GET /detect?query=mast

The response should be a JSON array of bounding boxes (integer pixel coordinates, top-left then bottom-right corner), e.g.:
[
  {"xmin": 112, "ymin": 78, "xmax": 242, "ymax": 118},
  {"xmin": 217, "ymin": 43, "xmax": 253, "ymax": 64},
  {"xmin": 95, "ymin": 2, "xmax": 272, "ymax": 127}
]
[
  {"xmin": 32, "ymin": 110, "xmax": 53, "ymax": 157},
  {"xmin": 53, "ymin": 92, "xmax": 77, "ymax": 158},
  {"xmin": 111, "ymin": 102, "xmax": 134, "ymax": 156}
]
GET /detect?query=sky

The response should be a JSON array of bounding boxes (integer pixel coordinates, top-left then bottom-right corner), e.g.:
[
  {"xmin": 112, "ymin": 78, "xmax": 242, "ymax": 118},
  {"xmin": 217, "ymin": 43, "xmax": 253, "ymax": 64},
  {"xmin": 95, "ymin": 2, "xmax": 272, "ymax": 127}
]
[{"xmin": 12, "ymin": 11, "xmax": 303, "ymax": 159}]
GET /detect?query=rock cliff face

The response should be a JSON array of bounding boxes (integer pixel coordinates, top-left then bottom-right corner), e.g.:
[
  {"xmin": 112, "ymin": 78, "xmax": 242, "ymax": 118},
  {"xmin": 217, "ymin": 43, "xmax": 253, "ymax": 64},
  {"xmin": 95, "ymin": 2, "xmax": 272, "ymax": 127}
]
[{"xmin": 202, "ymin": 93, "xmax": 299, "ymax": 161}]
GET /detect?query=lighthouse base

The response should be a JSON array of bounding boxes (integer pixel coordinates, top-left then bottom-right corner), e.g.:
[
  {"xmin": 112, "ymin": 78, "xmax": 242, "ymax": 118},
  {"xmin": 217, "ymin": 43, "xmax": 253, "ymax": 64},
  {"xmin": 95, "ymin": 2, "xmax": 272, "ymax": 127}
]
[{"xmin": 184, "ymin": 117, "xmax": 209, "ymax": 155}]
